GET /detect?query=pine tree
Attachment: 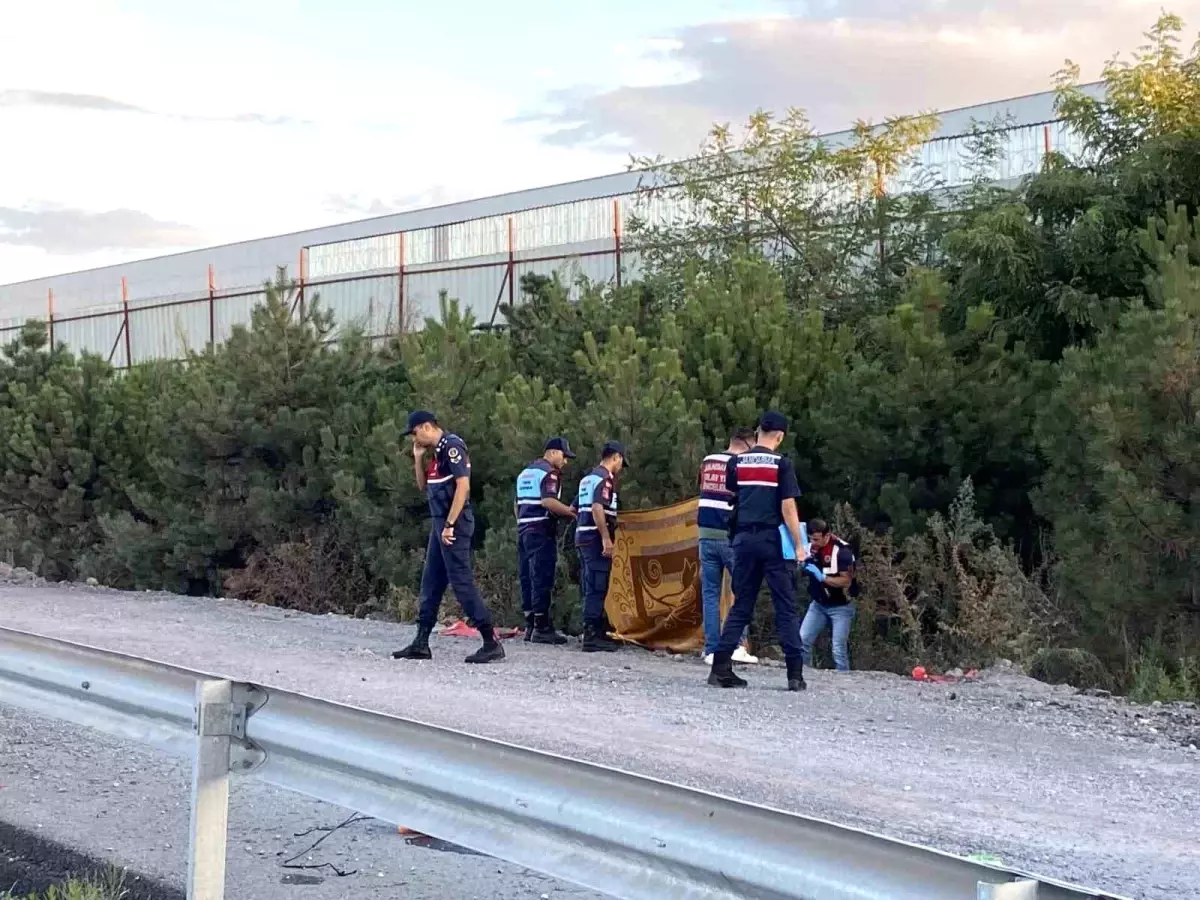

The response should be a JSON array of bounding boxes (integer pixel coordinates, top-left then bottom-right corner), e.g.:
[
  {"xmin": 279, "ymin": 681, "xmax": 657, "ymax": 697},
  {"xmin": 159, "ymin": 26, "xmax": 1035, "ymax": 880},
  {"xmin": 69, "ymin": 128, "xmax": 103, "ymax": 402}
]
[{"xmin": 1037, "ymin": 206, "xmax": 1200, "ymax": 665}]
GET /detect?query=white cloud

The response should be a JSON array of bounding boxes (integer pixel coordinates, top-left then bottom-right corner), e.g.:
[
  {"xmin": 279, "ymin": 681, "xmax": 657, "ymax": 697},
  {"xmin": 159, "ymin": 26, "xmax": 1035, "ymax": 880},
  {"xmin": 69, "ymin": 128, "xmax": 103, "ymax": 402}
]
[
  {"xmin": 520, "ymin": 0, "xmax": 1200, "ymax": 156},
  {"xmin": 0, "ymin": 1, "xmax": 626, "ymax": 283},
  {"xmin": 0, "ymin": 206, "xmax": 205, "ymax": 254},
  {"xmin": 5, "ymin": 0, "xmax": 1198, "ymax": 288}
]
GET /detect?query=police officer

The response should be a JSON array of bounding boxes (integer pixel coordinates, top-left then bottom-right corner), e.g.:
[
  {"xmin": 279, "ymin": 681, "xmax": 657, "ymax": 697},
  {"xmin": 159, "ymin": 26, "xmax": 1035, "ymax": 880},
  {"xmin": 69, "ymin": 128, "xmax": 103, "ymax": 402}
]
[
  {"xmin": 574, "ymin": 441, "xmax": 627, "ymax": 653},
  {"xmin": 515, "ymin": 437, "xmax": 577, "ymax": 645},
  {"xmin": 392, "ymin": 410, "xmax": 504, "ymax": 665},
  {"xmin": 707, "ymin": 411, "xmax": 807, "ymax": 691}
]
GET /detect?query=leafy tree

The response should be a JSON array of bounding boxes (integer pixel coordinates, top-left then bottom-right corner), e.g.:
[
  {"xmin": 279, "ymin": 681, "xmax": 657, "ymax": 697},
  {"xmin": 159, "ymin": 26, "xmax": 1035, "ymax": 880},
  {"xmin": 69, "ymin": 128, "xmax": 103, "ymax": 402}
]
[
  {"xmin": 1056, "ymin": 13, "xmax": 1200, "ymax": 164},
  {"xmin": 946, "ymin": 13, "xmax": 1200, "ymax": 360},
  {"xmin": 627, "ymin": 107, "xmax": 939, "ymax": 318}
]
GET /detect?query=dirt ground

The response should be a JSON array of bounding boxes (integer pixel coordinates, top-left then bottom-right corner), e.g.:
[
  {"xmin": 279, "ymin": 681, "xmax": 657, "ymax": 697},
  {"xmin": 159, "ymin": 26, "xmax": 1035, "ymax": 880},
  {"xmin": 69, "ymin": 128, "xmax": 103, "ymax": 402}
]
[{"xmin": 2, "ymin": 576, "xmax": 1198, "ymax": 899}]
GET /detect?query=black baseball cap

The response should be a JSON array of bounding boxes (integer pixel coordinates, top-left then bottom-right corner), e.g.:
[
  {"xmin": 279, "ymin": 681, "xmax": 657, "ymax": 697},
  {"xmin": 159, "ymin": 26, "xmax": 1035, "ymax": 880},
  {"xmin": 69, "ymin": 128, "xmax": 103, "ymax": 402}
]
[
  {"xmin": 758, "ymin": 410, "xmax": 788, "ymax": 435},
  {"xmin": 403, "ymin": 409, "xmax": 438, "ymax": 435},
  {"xmin": 601, "ymin": 440, "xmax": 629, "ymax": 467},
  {"xmin": 544, "ymin": 436, "xmax": 576, "ymax": 458}
]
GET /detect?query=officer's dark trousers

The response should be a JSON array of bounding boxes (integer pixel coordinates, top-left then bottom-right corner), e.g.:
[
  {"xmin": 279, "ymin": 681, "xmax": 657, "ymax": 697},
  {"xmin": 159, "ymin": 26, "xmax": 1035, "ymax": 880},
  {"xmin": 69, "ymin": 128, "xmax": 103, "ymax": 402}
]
[
  {"xmin": 577, "ymin": 543, "xmax": 611, "ymax": 627},
  {"xmin": 518, "ymin": 529, "xmax": 557, "ymax": 617},
  {"xmin": 418, "ymin": 517, "xmax": 492, "ymax": 629},
  {"xmin": 716, "ymin": 528, "xmax": 803, "ymax": 660}
]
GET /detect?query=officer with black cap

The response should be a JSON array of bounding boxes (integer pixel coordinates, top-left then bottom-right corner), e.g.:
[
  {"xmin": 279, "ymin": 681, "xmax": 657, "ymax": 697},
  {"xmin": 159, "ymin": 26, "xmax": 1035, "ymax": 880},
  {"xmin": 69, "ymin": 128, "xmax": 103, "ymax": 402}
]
[
  {"xmin": 573, "ymin": 440, "xmax": 627, "ymax": 653},
  {"xmin": 708, "ymin": 411, "xmax": 807, "ymax": 691},
  {"xmin": 392, "ymin": 410, "xmax": 504, "ymax": 664},
  {"xmin": 514, "ymin": 436, "xmax": 577, "ymax": 645}
]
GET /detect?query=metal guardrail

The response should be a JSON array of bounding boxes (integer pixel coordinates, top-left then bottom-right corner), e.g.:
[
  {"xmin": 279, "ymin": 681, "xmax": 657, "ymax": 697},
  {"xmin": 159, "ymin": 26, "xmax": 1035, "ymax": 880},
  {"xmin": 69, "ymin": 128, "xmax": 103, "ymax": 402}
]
[{"xmin": 0, "ymin": 626, "xmax": 1125, "ymax": 900}]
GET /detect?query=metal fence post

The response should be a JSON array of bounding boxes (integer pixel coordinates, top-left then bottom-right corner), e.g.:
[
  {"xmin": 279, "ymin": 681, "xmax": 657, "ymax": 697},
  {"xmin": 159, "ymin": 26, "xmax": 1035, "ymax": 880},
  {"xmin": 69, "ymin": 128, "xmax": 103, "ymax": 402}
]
[
  {"xmin": 207, "ymin": 265, "xmax": 216, "ymax": 348},
  {"xmin": 613, "ymin": 199, "xmax": 622, "ymax": 289},
  {"xmin": 978, "ymin": 879, "xmax": 1039, "ymax": 899},
  {"xmin": 297, "ymin": 249, "xmax": 308, "ymax": 320},
  {"xmin": 507, "ymin": 216, "xmax": 515, "ymax": 309},
  {"xmin": 398, "ymin": 231, "xmax": 406, "ymax": 334},
  {"xmin": 120, "ymin": 277, "xmax": 133, "ymax": 368},
  {"xmin": 189, "ymin": 679, "xmax": 234, "ymax": 900}
]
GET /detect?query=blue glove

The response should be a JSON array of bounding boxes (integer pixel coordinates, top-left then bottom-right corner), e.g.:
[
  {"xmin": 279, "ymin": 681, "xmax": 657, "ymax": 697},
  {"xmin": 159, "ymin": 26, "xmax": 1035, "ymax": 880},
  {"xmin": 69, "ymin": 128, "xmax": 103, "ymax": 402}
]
[{"xmin": 803, "ymin": 562, "xmax": 825, "ymax": 583}]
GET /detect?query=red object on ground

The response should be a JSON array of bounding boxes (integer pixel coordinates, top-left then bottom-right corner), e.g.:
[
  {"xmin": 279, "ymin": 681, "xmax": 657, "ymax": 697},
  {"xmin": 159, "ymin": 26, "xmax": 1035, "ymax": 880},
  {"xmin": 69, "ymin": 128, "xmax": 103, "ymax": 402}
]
[
  {"xmin": 911, "ymin": 665, "xmax": 980, "ymax": 684},
  {"xmin": 438, "ymin": 620, "xmax": 523, "ymax": 640}
]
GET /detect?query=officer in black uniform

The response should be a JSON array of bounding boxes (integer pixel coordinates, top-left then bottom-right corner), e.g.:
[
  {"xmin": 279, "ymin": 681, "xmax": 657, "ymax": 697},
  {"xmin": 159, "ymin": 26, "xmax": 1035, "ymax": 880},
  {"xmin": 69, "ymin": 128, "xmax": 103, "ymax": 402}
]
[
  {"xmin": 707, "ymin": 410, "xmax": 807, "ymax": 691},
  {"xmin": 392, "ymin": 410, "xmax": 504, "ymax": 664}
]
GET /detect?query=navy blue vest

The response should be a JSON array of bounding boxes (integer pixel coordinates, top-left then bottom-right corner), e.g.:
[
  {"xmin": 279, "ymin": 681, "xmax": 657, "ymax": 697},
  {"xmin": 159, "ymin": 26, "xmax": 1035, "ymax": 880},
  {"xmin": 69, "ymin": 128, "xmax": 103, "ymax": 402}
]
[
  {"xmin": 698, "ymin": 451, "xmax": 735, "ymax": 539},
  {"xmin": 727, "ymin": 447, "xmax": 800, "ymax": 531}
]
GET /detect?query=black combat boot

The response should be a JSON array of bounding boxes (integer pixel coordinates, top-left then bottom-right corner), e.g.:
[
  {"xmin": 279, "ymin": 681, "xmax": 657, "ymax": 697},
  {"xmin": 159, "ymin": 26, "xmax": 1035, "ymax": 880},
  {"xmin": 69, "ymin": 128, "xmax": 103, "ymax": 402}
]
[
  {"xmin": 465, "ymin": 624, "xmax": 506, "ymax": 664},
  {"xmin": 786, "ymin": 657, "xmax": 807, "ymax": 692},
  {"xmin": 523, "ymin": 613, "xmax": 535, "ymax": 642},
  {"xmin": 581, "ymin": 623, "xmax": 620, "ymax": 653},
  {"xmin": 392, "ymin": 624, "xmax": 434, "ymax": 660},
  {"xmin": 531, "ymin": 613, "xmax": 568, "ymax": 645},
  {"xmin": 707, "ymin": 650, "xmax": 748, "ymax": 688}
]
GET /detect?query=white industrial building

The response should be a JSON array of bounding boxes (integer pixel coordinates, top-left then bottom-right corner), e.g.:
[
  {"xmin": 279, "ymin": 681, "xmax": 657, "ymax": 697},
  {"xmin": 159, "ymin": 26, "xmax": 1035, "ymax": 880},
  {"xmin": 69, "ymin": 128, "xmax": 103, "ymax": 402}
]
[{"xmin": 0, "ymin": 85, "xmax": 1099, "ymax": 366}]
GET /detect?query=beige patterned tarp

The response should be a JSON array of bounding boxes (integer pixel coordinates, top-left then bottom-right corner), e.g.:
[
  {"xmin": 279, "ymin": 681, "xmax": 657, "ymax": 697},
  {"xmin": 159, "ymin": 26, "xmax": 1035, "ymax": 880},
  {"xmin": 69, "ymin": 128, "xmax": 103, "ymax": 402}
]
[{"xmin": 604, "ymin": 498, "xmax": 734, "ymax": 652}]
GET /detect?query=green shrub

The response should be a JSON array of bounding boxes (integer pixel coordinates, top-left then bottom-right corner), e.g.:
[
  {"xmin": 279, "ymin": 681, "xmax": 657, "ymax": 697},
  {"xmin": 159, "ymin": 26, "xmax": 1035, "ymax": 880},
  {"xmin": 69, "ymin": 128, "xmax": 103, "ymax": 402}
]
[{"xmin": 1028, "ymin": 648, "xmax": 1114, "ymax": 691}]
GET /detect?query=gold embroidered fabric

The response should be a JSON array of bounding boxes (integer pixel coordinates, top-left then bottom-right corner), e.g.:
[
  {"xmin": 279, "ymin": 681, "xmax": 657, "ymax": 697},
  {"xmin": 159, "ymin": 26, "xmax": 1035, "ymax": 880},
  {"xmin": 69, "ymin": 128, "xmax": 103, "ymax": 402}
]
[{"xmin": 605, "ymin": 498, "xmax": 733, "ymax": 652}]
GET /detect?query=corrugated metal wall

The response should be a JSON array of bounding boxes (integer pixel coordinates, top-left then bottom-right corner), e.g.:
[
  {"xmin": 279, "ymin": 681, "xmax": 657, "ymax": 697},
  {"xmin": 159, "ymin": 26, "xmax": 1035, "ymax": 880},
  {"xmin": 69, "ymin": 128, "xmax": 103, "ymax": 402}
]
[{"xmin": 1, "ymin": 85, "xmax": 1098, "ymax": 363}]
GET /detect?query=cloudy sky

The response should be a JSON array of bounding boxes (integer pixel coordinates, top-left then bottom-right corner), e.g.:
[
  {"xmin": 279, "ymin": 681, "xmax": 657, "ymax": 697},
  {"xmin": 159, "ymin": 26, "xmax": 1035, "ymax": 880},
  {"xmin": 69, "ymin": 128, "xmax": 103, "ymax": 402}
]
[{"xmin": 1, "ymin": 0, "xmax": 1196, "ymax": 284}]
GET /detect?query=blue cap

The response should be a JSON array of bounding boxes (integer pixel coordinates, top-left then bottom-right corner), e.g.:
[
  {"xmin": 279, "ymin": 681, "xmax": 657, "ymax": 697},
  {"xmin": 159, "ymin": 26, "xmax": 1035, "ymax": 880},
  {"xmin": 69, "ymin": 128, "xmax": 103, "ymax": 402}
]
[
  {"xmin": 601, "ymin": 440, "xmax": 629, "ymax": 468},
  {"xmin": 403, "ymin": 409, "xmax": 438, "ymax": 435},
  {"xmin": 544, "ymin": 436, "xmax": 576, "ymax": 459},
  {"xmin": 758, "ymin": 410, "xmax": 788, "ymax": 434}
]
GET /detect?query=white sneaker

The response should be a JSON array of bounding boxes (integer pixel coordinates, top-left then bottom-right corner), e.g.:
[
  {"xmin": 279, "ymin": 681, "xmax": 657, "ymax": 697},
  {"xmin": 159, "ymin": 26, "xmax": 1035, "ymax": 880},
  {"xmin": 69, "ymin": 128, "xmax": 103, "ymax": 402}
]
[
  {"xmin": 732, "ymin": 646, "xmax": 759, "ymax": 664},
  {"xmin": 703, "ymin": 653, "xmax": 715, "ymax": 665}
]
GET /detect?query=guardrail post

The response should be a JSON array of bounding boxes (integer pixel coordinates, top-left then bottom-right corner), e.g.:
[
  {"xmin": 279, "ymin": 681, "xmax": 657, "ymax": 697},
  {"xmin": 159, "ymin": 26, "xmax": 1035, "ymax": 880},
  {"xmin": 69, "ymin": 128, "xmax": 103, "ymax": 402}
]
[
  {"xmin": 189, "ymin": 679, "xmax": 234, "ymax": 900},
  {"xmin": 978, "ymin": 879, "xmax": 1039, "ymax": 899}
]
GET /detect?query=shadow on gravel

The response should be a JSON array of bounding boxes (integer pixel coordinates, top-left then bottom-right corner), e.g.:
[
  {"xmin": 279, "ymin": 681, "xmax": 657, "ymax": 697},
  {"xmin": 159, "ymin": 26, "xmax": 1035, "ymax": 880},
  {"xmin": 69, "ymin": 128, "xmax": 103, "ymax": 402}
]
[{"xmin": 0, "ymin": 821, "xmax": 181, "ymax": 900}]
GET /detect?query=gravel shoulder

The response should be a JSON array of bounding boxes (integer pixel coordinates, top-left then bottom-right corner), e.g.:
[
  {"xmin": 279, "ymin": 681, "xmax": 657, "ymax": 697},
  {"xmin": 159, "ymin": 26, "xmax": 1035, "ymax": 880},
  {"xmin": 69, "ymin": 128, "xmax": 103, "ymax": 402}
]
[{"xmin": 2, "ymin": 580, "xmax": 1199, "ymax": 900}]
